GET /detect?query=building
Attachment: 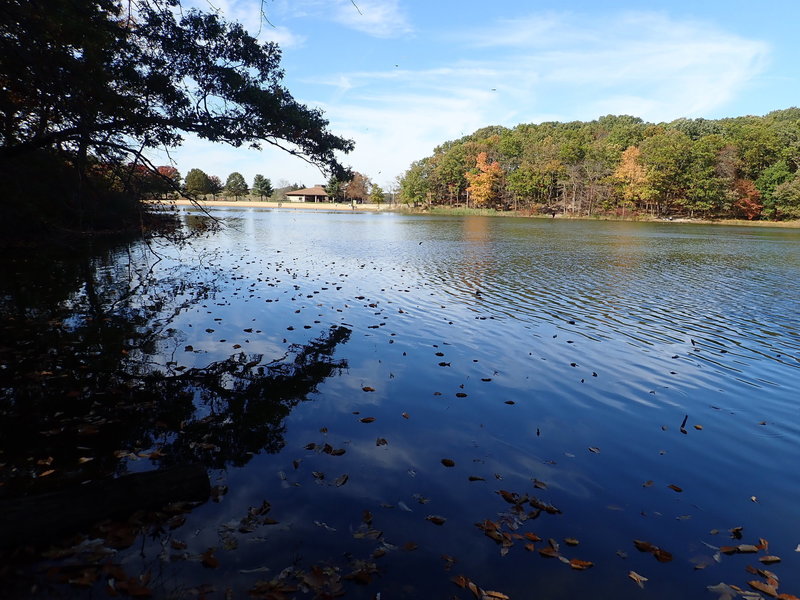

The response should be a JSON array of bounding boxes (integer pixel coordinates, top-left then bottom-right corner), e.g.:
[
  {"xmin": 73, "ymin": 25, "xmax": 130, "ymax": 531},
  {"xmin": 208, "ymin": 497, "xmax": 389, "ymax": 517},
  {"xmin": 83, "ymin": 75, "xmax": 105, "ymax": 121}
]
[{"xmin": 285, "ymin": 185, "xmax": 330, "ymax": 203}]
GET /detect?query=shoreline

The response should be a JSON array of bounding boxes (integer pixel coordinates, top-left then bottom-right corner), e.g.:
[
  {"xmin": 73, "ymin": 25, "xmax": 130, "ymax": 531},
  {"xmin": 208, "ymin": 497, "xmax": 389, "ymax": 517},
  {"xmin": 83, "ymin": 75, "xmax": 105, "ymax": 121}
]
[
  {"xmin": 160, "ymin": 199, "xmax": 398, "ymax": 212},
  {"xmin": 153, "ymin": 200, "xmax": 800, "ymax": 228}
]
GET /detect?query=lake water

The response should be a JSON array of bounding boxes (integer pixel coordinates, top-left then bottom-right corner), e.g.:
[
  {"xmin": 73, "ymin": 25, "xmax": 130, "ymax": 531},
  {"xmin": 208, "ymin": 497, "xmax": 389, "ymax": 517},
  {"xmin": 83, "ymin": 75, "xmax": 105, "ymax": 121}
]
[{"xmin": 2, "ymin": 209, "xmax": 799, "ymax": 599}]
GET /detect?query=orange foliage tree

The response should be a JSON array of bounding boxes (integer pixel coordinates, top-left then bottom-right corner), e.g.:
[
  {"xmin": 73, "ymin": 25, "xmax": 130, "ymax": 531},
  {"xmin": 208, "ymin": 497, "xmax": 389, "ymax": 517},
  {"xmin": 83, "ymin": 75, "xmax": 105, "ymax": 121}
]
[
  {"xmin": 732, "ymin": 179, "xmax": 763, "ymax": 220},
  {"xmin": 612, "ymin": 146, "xmax": 649, "ymax": 212},
  {"xmin": 466, "ymin": 152, "xmax": 504, "ymax": 207}
]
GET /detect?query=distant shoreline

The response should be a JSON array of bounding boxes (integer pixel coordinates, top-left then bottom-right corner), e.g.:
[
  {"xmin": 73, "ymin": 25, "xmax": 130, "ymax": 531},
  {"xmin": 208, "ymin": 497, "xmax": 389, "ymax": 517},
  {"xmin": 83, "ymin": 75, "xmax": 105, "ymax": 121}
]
[
  {"xmin": 152, "ymin": 199, "xmax": 800, "ymax": 228},
  {"xmin": 158, "ymin": 199, "xmax": 399, "ymax": 212}
]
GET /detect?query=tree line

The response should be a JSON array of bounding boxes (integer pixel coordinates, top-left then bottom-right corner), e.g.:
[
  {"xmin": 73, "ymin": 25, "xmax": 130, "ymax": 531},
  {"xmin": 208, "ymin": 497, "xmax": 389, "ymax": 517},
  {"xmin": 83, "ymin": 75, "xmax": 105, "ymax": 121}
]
[{"xmin": 397, "ymin": 110, "xmax": 800, "ymax": 220}]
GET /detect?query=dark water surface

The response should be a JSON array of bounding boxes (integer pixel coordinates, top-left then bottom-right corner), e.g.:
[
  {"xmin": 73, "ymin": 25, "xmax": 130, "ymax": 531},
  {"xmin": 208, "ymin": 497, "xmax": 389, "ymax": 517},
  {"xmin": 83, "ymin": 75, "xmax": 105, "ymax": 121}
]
[{"xmin": 2, "ymin": 210, "xmax": 799, "ymax": 599}]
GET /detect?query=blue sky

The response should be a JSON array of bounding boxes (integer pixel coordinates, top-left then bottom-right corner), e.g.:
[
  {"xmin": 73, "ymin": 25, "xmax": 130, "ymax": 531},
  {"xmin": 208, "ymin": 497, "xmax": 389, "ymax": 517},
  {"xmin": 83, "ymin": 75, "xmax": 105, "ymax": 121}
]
[{"xmin": 162, "ymin": 0, "xmax": 799, "ymax": 191}]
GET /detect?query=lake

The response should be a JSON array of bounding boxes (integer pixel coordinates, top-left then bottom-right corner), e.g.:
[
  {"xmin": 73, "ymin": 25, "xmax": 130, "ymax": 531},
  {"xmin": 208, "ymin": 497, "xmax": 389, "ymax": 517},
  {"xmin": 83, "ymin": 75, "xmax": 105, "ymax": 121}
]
[{"xmin": 2, "ymin": 209, "xmax": 799, "ymax": 599}]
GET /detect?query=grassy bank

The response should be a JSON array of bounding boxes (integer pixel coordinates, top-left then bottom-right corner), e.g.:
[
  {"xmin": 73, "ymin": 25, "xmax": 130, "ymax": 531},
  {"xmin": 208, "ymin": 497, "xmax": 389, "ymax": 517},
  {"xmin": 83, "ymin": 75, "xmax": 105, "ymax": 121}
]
[{"xmin": 419, "ymin": 206, "xmax": 800, "ymax": 227}]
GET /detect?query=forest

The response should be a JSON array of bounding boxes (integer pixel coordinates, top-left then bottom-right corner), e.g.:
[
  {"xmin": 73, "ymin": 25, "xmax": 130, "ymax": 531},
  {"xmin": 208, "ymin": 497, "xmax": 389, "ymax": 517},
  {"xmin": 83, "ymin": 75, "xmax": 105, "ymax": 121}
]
[{"xmin": 398, "ymin": 110, "xmax": 800, "ymax": 220}]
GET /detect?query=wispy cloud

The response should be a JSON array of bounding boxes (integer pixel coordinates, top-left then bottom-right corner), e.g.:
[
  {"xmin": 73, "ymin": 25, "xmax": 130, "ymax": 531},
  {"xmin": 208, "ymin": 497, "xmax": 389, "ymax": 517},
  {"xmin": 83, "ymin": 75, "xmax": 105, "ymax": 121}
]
[
  {"xmin": 333, "ymin": 0, "xmax": 412, "ymax": 37},
  {"xmin": 271, "ymin": 0, "xmax": 412, "ymax": 37}
]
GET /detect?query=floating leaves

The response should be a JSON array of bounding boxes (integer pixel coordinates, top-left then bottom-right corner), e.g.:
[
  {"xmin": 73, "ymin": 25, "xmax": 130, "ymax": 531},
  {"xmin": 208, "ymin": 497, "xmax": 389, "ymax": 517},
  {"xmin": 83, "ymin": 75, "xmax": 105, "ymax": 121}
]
[
  {"xmin": 452, "ymin": 575, "xmax": 509, "ymax": 600},
  {"xmin": 633, "ymin": 540, "xmax": 673, "ymax": 562},
  {"xmin": 426, "ymin": 515, "xmax": 447, "ymax": 526},
  {"xmin": 441, "ymin": 458, "xmax": 456, "ymax": 467},
  {"xmin": 359, "ymin": 417, "xmax": 376, "ymax": 423},
  {"xmin": 629, "ymin": 571, "xmax": 648, "ymax": 589},
  {"xmin": 200, "ymin": 549, "xmax": 219, "ymax": 569},
  {"xmin": 569, "ymin": 558, "xmax": 593, "ymax": 570}
]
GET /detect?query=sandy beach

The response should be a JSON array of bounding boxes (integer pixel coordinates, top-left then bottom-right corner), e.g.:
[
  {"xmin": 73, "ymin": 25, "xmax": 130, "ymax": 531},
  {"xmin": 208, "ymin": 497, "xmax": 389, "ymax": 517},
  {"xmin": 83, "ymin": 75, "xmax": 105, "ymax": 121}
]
[{"xmin": 160, "ymin": 199, "xmax": 400, "ymax": 212}]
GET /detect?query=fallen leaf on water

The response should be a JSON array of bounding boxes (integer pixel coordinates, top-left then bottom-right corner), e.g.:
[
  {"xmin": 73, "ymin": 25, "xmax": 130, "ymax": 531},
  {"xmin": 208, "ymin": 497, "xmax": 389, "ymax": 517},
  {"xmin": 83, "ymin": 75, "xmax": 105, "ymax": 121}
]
[
  {"xmin": 748, "ymin": 580, "xmax": 778, "ymax": 598},
  {"xmin": 201, "ymin": 549, "xmax": 219, "ymax": 569},
  {"xmin": 643, "ymin": 480, "xmax": 654, "ymax": 487},
  {"xmin": 468, "ymin": 476, "xmax": 485, "ymax": 482},
  {"xmin": 694, "ymin": 424, "xmax": 703, "ymax": 430},
  {"xmin": 539, "ymin": 547, "xmax": 559, "ymax": 558},
  {"xmin": 564, "ymin": 538, "xmax": 580, "ymax": 546},
  {"xmin": 588, "ymin": 447, "xmax": 600, "ymax": 454},
  {"xmin": 634, "ymin": 540, "xmax": 657, "ymax": 553},
  {"xmin": 39, "ymin": 469, "xmax": 55, "ymax": 477},
  {"xmin": 376, "ymin": 438, "xmax": 388, "ymax": 446},
  {"xmin": 760, "ymin": 556, "xmax": 782, "ymax": 564},
  {"xmin": 426, "ymin": 515, "xmax": 446, "ymax": 526},
  {"xmin": 334, "ymin": 474, "xmax": 349, "ymax": 487},
  {"xmin": 401, "ymin": 412, "xmax": 410, "ymax": 419},
  {"xmin": 634, "ymin": 540, "xmax": 673, "ymax": 562},
  {"xmin": 628, "ymin": 571, "xmax": 648, "ymax": 589},
  {"xmin": 736, "ymin": 544, "xmax": 759, "ymax": 553},
  {"xmin": 654, "ymin": 549, "xmax": 673, "ymax": 562},
  {"xmin": 569, "ymin": 559, "xmax": 593, "ymax": 570},
  {"xmin": 362, "ymin": 386, "xmax": 375, "ymax": 392},
  {"xmin": 360, "ymin": 417, "xmax": 376, "ymax": 423},
  {"xmin": 668, "ymin": 484, "xmax": 683, "ymax": 492},
  {"xmin": 441, "ymin": 458, "xmax": 455, "ymax": 467},
  {"xmin": 482, "ymin": 591, "xmax": 510, "ymax": 599},
  {"xmin": 456, "ymin": 392, "xmax": 468, "ymax": 398},
  {"xmin": 402, "ymin": 542, "xmax": 418, "ymax": 551},
  {"xmin": 707, "ymin": 582, "xmax": 737, "ymax": 597},
  {"xmin": 524, "ymin": 533, "xmax": 542, "ymax": 542}
]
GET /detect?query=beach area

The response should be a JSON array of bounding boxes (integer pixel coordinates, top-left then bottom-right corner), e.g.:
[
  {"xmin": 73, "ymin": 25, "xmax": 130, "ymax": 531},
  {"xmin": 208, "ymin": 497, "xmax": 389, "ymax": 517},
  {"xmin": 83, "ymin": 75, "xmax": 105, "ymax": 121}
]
[{"xmin": 163, "ymin": 198, "xmax": 399, "ymax": 212}]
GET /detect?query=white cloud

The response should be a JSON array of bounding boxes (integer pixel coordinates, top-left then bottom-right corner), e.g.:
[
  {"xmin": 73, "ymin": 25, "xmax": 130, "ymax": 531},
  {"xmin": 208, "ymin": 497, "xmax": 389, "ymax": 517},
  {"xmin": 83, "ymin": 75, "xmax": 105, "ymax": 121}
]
[
  {"xmin": 271, "ymin": 0, "xmax": 412, "ymax": 37},
  {"xmin": 331, "ymin": 0, "xmax": 412, "ymax": 38}
]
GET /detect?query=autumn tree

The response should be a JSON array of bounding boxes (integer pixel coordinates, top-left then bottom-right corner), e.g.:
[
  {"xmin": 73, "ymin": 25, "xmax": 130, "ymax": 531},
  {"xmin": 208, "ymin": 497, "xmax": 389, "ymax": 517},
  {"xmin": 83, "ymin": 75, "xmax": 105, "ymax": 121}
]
[
  {"xmin": 612, "ymin": 146, "xmax": 649, "ymax": 214},
  {"xmin": 732, "ymin": 179, "xmax": 763, "ymax": 220},
  {"xmin": 344, "ymin": 172, "xmax": 371, "ymax": 203},
  {"xmin": 466, "ymin": 152, "xmax": 505, "ymax": 208}
]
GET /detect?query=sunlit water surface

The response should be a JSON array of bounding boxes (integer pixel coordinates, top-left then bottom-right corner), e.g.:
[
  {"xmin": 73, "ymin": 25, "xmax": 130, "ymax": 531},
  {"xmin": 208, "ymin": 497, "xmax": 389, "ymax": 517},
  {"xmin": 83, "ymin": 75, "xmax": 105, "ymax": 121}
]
[{"xmin": 3, "ymin": 209, "xmax": 800, "ymax": 599}]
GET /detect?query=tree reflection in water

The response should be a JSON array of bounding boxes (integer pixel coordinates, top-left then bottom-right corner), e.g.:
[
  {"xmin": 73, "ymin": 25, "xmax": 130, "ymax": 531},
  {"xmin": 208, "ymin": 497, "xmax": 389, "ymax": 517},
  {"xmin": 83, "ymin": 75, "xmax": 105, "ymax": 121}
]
[{"xmin": 0, "ymin": 239, "xmax": 350, "ymax": 525}]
